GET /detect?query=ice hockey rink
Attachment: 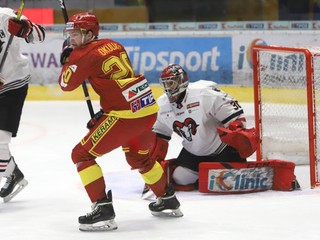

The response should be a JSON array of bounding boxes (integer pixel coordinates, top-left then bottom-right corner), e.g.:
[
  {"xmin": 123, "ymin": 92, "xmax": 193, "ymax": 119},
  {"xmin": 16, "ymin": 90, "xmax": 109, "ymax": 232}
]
[{"xmin": 1, "ymin": 101, "xmax": 320, "ymax": 240}]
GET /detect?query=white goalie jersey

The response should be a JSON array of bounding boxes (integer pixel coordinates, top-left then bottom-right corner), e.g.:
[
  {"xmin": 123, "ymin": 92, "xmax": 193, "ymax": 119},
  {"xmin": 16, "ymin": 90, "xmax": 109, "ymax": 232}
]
[
  {"xmin": 153, "ymin": 80, "xmax": 246, "ymax": 156},
  {"xmin": 0, "ymin": 7, "xmax": 45, "ymax": 94}
]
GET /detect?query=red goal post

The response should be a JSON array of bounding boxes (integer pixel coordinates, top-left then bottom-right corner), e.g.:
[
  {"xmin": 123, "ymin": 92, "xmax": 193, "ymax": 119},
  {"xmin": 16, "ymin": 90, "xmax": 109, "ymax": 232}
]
[{"xmin": 252, "ymin": 45, "xmax": 320, "ymax": 188}]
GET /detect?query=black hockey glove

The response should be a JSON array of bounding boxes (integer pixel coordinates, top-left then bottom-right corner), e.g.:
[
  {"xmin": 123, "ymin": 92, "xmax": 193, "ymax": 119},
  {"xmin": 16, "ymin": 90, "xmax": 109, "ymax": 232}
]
[
  {"xmin": 60, "ymin": 47, "xmax": 73, "ymax": 65},
  {"xmin": 87, "ymin": 109, "xmax": 104, "ymax": 129},
  {"xmin": 62, "ymin": 38, "xmax": 70, "ymax": 49}
]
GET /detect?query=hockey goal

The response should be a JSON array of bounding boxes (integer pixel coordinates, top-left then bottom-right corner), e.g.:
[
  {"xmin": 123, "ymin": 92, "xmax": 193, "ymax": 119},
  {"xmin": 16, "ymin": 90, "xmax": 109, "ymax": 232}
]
[{"xmin": 252, "ymin": 45, "xmax": 320, "ymax": 188}]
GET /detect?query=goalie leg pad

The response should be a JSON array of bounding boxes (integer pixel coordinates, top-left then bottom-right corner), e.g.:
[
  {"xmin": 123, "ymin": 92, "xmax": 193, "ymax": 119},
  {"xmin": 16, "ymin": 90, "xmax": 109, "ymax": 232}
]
[
  {"xmin": 173, "ymin": 182, "xmax": 197, "ymax": 191},
  {"xmin": 142, "ymin": 159, "xmax": 197, "ymax": 198},
  {"xmin": 198, "ymin": 159, "xmax": 298, "ymax": 193},
  {"xmin": 271, "ymin": 160, "xmax": 298, "ymax": 191},
  {"xmin": 162, "ymin": 160, "xmax": 197, "ymax": 191}
]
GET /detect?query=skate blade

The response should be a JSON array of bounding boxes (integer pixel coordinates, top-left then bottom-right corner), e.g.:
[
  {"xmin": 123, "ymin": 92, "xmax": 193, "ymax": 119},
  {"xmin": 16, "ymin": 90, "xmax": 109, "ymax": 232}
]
[
  {"xmin": 151, "ymin": 208, "xmax": 183, "ymax": 218},
  {"xmin": 79, "ymin": 219, "xmax": 118, "ymax": 232},
  {"xmin": 141, "ymin": 189, "xmax": 155, "ymax": 200},
  {"xmin": 3, "ymin": 179, "xmax": 28, "ymax": 203}
]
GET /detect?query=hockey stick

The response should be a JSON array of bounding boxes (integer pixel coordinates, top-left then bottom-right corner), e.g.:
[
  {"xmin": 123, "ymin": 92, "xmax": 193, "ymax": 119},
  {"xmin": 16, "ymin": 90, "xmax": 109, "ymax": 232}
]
[
  {"xmin": 58, "ymin": 0, "xmax": 95, "ymax": 118},
  {"xmin": 0, "ymin": 0, "xmax": 25, "ymax": 72}
]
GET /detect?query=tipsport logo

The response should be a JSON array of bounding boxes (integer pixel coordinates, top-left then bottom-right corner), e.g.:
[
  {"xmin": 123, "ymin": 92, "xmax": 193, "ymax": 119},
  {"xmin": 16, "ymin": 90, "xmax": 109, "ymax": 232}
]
[
  {"xmin": 207, "ymin": 168, "xmax": 273, "ymax": 192},
  {"xmin": 238, "ymin": 38, "xmax": 267, "ymax": 69},
  {"xmin": 125, "ymin": 46, "xmax": 221, "ymax": 74}
]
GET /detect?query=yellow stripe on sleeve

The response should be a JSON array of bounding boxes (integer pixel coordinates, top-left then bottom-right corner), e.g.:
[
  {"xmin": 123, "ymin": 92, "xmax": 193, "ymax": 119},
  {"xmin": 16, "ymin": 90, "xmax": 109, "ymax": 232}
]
[
  {"xmin": 141, "ymin": 161, "xmax": 164, "ymax": 185},
  {"xmin": 79, "ymin": 164, "xmax": 103, "ymax": 186}
]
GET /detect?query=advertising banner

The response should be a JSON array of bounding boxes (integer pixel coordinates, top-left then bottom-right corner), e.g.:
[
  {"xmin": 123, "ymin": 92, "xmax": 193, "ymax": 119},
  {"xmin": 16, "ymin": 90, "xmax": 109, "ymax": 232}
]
[
  {"xmin": 232, "ymin": 31, "xmax": 319, "ymax": 85},
  {"xmin": 20, "ymin": 29, "xmax": 320, "ymax": 86},
  {"xmin": 20, "ymin": 34, "xmax": 232, "ymax": 85},
  {"xmin": 114, "ymin": 36, "xmax": 232, "ymax": 84}
]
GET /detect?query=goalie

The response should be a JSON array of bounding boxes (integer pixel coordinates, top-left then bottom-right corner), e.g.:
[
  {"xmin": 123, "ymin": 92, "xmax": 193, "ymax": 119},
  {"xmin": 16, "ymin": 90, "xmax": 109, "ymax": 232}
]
[{"xmin": 142, "ymin": 64, "xmax": 259, "ymax": 198}]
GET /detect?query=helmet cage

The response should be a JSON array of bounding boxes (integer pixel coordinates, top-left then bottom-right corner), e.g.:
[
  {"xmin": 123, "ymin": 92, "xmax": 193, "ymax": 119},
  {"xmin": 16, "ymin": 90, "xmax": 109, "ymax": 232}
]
[{"xmin": 160, "ymin": 64, "xmax": 188, "ymax": 103}]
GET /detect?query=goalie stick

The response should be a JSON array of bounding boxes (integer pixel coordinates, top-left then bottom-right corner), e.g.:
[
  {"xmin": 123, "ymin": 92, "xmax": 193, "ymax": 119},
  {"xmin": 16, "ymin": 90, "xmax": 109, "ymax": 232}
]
[
  {"xmin": 58, "ymin": 0, "xmax": 95, "ymax": 118},
  {"xmin": 0, "ymin": 0, "xmax": 25, "ymax": 72}
]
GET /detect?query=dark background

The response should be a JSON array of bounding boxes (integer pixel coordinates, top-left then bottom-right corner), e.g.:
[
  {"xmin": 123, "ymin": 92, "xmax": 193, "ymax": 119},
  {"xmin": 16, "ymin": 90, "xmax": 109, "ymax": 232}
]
[{"xmin": 1, "ymin": 0, "xmax": 319, "ymax": 23}]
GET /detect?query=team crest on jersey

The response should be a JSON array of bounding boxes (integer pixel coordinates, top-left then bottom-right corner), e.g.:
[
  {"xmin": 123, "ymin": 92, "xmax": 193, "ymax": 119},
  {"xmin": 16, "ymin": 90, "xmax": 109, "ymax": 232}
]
[{"xmin": 173, "ymin": 117, "xmax": 199, "ymax": 141}]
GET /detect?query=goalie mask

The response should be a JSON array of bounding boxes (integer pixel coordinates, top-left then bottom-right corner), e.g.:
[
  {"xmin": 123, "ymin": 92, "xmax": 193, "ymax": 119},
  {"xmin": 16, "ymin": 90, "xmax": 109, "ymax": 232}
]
[
  {"xmin": 160, "ymin": 64, "xmax": 189, "ymax": 103},
  {"xmin": 66, "ymin": 12, "xmax": 100, "ymax": 37}
]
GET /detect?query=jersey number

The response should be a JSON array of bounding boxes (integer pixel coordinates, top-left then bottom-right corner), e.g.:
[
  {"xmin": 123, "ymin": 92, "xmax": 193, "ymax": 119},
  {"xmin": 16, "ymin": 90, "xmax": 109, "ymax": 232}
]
[
  {"xmin": 231, "ymin": 100, "xmax": 242, "ymax": 110},
  {"xmin": 101, "ymin": 52, "xmax": 133, "ymax": 79}
]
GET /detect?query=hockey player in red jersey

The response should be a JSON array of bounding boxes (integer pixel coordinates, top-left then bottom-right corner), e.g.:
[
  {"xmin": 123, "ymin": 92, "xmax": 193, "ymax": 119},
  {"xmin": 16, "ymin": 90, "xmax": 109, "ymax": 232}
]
[
  {"xmin": 58, "ymin": 13, "xmax": 183, "ymax": 232},
  {"xmin": 142, "ymin": 64, "xmax": 258, "ymax": 198},
  {"xmin": 0, "ymin": 7, "xmax": 45, "ymax": 203}
]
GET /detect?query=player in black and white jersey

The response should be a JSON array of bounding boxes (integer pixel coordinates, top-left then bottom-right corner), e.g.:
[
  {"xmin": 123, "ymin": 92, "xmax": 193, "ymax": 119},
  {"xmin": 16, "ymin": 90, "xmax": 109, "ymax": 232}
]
[
  {"xmin": 142, "ymin": 64, "xmax": 257, "ymax": 198},
  {"xmin": 0, "ymin": 7, "xmax": 45, "ymax": 202}
]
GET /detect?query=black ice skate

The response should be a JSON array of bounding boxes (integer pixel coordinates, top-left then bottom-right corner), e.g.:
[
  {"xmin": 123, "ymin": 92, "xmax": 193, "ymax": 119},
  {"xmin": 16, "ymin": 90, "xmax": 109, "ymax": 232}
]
[
  {"xmin": 149, "ymin": 184, "xmax": 183, "ymax": 217},
  {"xmin": 0, "ymin": 164, "xmax": 28, "ymax": 203},
  {"xmin": 292, "ymin": 177, "xmax": 301, "ymax": 191},
  {"xmin": 78, "ymin": 190, "xmax": 118, "ymax": 232}
]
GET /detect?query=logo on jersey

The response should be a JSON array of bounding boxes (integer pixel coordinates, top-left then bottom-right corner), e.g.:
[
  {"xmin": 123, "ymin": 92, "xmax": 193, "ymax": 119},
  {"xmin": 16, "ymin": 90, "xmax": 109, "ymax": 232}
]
[
  {"xmin": 122, "ymin": 79, "xmax": 150, "ymax": 101},
  {"xmin": 173, "ymin": 117, "xmax": 199, "ymax": 141},
  {"xmin": 90, "ymin": 115, "xmax": 118, "ymax": 146},
  {"xmin": 130, "ymin": 92, "xmax": 155, "ymax": 113}
]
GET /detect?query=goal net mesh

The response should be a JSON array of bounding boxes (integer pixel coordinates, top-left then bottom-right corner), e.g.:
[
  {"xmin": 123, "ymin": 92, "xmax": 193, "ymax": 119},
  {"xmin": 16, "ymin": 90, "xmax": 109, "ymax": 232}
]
[{"xmin": 256, "ymin": 46, "xmax": 320, "ymax": 167}]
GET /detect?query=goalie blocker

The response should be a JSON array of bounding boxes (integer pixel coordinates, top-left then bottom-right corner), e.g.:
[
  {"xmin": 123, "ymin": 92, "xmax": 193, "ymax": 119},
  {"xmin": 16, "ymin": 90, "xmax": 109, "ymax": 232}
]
[{"xmin": 198, "ymin": 160, "xmax": 300, "ymax": 193}]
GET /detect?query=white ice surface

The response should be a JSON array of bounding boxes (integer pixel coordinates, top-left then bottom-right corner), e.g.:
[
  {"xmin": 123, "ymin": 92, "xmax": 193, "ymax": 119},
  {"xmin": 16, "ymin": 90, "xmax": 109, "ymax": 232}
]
[{"xmin": 1, "ymin": 101, "xmax": 320, "ymax": 240}]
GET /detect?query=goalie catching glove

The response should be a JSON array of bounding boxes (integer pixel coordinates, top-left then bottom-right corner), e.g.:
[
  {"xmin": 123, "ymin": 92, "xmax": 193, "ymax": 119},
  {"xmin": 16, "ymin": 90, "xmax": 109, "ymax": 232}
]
[
  {"xmin": 8, "ymin": 18, "xmax": 32, "ymax": 38},
  {"xmin": 217, "ymin": 121, "xmax": 258, "ymax": 158}
]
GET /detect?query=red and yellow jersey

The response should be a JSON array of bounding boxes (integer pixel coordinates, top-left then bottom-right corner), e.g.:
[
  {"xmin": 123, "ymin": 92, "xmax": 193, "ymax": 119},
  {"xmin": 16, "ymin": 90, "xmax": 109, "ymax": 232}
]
[{"xmin": 58, "ymin": 38, "xmax": 159, "ymax": 118}]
